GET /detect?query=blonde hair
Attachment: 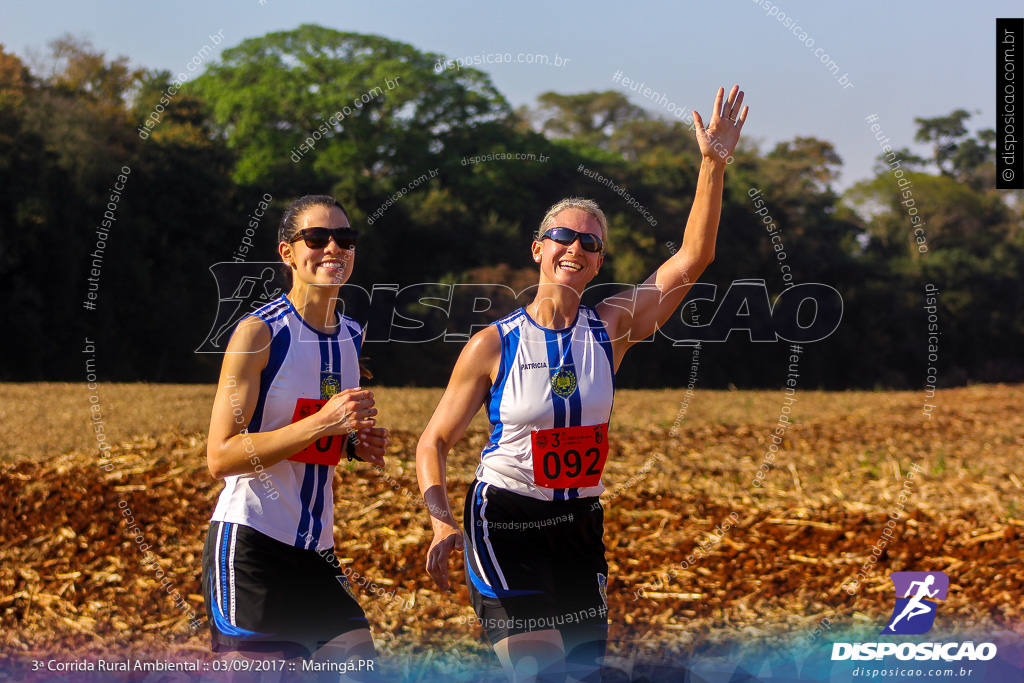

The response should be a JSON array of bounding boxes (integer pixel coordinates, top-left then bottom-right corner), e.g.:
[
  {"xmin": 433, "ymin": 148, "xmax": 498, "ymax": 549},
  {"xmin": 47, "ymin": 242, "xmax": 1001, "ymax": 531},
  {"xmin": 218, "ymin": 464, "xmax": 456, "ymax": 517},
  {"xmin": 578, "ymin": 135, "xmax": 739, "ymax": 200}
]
[{"xmin": 536, "ymin": 197, "xmax": 609, "ymax": 249}]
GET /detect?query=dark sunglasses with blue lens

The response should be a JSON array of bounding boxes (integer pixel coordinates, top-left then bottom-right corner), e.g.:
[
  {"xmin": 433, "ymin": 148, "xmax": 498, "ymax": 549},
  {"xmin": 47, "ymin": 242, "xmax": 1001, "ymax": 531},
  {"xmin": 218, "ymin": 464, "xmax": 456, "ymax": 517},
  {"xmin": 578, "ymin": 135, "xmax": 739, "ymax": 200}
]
[{"xmin": 538, "ymin": 227, "xmax": 604, "ymax": 253}]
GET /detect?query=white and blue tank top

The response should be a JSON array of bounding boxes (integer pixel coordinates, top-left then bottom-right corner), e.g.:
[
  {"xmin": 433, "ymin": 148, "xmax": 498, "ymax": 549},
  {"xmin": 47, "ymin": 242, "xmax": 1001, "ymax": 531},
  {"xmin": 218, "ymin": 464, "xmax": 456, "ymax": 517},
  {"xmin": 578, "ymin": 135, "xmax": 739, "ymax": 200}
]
[
  {"xmin": 475, "ymin": 306, "xmax": 616, "ymax": 501},
  {"xmin": 210, "ymin": 294, "xmax": 363, "ymax": 551}
]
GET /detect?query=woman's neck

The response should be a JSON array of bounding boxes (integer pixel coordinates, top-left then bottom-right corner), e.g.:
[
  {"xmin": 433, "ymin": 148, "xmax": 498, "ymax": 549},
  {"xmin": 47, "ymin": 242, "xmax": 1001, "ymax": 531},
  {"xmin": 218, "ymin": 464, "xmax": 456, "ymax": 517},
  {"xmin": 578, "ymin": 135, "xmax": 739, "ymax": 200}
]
[
  {"xmin": 287, "ymin": 283, "xmax": 339, "ymax": 333},
  {"xmin": 527, "ymin": 283, "xmax": 583, "ymax": 329}
]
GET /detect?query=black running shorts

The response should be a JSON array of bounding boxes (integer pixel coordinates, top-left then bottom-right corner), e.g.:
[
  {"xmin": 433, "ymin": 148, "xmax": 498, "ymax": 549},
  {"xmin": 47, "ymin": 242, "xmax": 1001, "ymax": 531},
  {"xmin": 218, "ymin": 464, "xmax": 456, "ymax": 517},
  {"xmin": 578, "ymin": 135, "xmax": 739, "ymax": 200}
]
[
  {"xmin": 462, "ymin": 480, "xmax": 610, "ymax": 644},
  {"xmin": 201, "ymin": 521, "xmax": 368, "ymax": 659}
]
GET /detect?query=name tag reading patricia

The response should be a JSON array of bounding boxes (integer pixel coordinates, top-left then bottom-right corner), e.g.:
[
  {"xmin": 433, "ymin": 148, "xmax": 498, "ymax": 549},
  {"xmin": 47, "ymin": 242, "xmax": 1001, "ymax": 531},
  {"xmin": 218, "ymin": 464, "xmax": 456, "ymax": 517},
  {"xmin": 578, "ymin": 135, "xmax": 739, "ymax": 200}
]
[
  {"xmin": 530, "ymin": 423, "xmax": 609, "ymax": 488},
  {"xmin": 287, "ymin": 398, "xmax": 344, "ymax": 465}
]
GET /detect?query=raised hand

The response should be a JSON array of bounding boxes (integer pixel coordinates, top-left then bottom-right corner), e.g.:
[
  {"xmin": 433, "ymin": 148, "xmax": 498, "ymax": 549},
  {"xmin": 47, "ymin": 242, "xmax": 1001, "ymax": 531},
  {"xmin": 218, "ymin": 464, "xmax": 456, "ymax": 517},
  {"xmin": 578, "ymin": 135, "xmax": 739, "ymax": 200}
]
[{"xmin": 692, "ymin": 85, "xmax": 748, "ymax": 162}]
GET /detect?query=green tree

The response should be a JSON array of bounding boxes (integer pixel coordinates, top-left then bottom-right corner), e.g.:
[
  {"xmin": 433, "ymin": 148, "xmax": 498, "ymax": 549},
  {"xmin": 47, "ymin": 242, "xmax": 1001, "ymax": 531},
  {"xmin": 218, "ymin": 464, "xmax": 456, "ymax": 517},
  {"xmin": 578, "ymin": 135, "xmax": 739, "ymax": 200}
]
[
  {"xmin": 190, "ymin": 25, "xmax": 511, "ymax": 192},
  {"xmin": 913, "ymin": 109, "xmax": 996, "ymax": 188},
  {"xmin": 843, "ymin": 111, "xmax": 1024, "ymax": 386},
  {"xmin": 531, "ymin": 90, "xmax": 648, "ymax": 148},
  {"xmin": 0, "ymin": 37, "xmax": 240, "ymax": 381}
]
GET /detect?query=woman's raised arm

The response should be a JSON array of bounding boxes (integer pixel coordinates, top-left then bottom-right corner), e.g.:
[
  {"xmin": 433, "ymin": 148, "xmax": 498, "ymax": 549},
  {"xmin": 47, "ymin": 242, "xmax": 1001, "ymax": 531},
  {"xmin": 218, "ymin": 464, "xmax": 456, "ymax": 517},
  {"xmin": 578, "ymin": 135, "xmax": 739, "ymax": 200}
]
[{"xmin": 598, "ymin": 85, "xmax": 748, "ymax": 364}]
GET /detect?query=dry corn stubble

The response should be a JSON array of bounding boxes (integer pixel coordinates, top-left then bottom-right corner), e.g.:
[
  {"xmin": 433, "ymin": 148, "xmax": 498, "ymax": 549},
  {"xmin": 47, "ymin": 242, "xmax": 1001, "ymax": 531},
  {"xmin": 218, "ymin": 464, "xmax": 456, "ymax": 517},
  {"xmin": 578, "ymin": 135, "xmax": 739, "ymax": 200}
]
[{"xmin": 0, "ymin": 384, "xmax": 1021, "ymax": 673}]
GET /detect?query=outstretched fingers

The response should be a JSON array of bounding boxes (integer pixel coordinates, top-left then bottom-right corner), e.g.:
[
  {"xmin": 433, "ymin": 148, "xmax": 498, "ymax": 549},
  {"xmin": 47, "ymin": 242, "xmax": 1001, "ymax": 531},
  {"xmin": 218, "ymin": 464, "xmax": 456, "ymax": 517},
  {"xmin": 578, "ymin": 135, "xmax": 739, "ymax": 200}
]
[
  {"xmin": 692, "ymin": 110, "xmax": 704, "ymax": 138},
  {"xmin": 735, "ymin": 104, "xmax": 750, "ymax": 129},
  {"xmin": 712, "ymin": 86, "xmax": 725, "ymax": 122},
  {"xmin": 720, "ymin": 84, "xmax": 740, "ymax": 120}
]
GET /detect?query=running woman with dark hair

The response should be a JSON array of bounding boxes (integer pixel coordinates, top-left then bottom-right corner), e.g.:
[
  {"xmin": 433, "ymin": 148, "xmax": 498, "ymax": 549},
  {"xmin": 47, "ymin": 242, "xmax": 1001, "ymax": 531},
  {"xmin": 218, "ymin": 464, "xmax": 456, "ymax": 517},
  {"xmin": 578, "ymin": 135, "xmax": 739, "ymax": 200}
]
[
  {"xmin": 202, "ymin": 194, "xmax": 389, "ymax": 680},
  {"xmin": 416, "ymin": 86, "xmax": 748, "ymax": 682}
]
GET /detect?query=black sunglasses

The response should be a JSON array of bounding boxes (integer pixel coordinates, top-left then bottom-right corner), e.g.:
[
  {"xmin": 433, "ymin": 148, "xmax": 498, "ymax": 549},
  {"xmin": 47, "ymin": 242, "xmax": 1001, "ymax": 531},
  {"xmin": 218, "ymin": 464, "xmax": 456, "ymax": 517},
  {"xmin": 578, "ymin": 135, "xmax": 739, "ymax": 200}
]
[
  {"xmin": 539, "ymin": 227, "xmax": 604, "ymax": 253},
  {"xmin": 289, "ymin": 227, "xmax": 358, "ymax": 250}
]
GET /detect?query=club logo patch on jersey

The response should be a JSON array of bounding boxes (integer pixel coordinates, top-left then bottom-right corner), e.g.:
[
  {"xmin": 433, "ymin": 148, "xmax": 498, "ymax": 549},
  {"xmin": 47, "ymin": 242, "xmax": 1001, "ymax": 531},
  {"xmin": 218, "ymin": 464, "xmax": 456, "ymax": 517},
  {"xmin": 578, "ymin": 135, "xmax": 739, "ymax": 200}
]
[
  {"xmin": 336, "ymin": 574, "xmax": 358, "ymax": 601},
  {"xmin": 550, "ymin": 367, "xmax": 578, "ymax": 398},
  {"xmin": 320, "ymin": 372, "xmax": 341, "ymax": 399}
]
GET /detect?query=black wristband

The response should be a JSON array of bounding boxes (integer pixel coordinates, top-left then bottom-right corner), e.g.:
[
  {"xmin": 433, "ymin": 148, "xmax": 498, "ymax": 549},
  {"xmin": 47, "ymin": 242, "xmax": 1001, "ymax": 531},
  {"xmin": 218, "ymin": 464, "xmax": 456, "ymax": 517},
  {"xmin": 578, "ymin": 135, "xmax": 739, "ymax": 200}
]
[{"xmin": 345, "ymin": 432, "xmax": 363, "ymax": 462}]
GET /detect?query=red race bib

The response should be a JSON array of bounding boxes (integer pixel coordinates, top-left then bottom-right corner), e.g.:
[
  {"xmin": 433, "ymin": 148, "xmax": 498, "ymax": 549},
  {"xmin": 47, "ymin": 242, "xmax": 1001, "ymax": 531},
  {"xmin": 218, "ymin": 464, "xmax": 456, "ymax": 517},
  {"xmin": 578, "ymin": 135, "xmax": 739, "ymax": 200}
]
[
  {"xmin": 530, "ymin": 423, "xmax": 609, "ymax": 488},
  {"xmin": 287, "ymin": 398, "xmax": 344, "ymax": 465}
]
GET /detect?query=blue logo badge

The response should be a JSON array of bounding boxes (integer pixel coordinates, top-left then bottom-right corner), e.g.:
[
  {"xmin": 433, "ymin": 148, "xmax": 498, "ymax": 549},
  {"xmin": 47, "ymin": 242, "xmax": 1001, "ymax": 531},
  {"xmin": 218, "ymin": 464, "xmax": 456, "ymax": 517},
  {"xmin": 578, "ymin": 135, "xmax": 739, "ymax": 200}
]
[{"xmin": 881, "ymin": 571, "xmax": 949, "ymax": 635}]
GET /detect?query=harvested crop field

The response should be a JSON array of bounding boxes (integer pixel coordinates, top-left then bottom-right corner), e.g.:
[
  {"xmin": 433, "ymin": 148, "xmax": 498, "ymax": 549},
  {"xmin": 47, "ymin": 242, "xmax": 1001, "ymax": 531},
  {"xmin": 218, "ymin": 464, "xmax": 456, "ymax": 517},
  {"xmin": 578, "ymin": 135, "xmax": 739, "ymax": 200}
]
[{"xmin": 1, "ymin": 383, "xmax": 1021, "ymax": 680}]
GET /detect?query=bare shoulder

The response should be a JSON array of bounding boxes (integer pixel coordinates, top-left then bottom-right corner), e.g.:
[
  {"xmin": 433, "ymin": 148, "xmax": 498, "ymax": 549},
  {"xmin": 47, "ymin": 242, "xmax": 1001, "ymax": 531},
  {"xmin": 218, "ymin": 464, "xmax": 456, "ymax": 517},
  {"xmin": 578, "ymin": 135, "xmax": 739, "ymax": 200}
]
[
  {"xmin": 459, "ymin": 324, "xmax": 502, "ymax": 381},
  {"xmin": 228, "ymin": 314, "xmax": 271, "ymax": 349},
  {"xmin": 220, "ymin": 315, "xmax": 272, "ymax": 374},
  {"xmin": 465, "ymin": 324, "xmax": 501, "ymax": 355}
]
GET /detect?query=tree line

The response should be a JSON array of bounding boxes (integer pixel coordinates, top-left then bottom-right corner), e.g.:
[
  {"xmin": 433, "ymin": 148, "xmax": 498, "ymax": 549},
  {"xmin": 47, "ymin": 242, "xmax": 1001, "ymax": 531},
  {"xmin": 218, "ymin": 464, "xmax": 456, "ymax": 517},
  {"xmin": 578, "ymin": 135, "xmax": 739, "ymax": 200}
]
[{"xmin": 1, "ymin": 25, "xmax": 1020, "ymax": 388}]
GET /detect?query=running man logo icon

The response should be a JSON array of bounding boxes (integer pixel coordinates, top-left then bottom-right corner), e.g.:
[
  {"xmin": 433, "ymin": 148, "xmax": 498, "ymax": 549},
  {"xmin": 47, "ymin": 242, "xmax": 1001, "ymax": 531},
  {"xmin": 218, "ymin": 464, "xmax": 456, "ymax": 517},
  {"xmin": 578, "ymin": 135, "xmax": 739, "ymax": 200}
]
[
  {"xmin": 881, "ymin": 571, "xmax": 949, "ymax": 635},
  {"xmin": 196, "ymin": 262, "xmax": 283, "ymax": 353}
]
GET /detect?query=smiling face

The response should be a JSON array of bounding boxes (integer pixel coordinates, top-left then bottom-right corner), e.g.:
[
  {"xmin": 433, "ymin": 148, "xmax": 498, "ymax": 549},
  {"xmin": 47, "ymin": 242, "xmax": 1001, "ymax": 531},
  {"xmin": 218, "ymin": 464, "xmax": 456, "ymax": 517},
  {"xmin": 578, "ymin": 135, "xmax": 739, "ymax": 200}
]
[
  {"xmin": 532, "ymin": 208, "xmax": 604, "ymax": 288},
  {"xmin": 278, "ymin": 204, "xmax": 354, "ymax": 288}
]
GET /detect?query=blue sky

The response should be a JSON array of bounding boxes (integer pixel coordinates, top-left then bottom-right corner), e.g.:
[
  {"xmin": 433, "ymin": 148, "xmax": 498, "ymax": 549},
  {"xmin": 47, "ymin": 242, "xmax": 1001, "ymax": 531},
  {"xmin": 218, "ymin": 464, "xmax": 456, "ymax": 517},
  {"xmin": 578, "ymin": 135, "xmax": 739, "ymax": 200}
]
[{"xmin": 2, "ymin": 0, "xmax": 1015, "ymax": 189}]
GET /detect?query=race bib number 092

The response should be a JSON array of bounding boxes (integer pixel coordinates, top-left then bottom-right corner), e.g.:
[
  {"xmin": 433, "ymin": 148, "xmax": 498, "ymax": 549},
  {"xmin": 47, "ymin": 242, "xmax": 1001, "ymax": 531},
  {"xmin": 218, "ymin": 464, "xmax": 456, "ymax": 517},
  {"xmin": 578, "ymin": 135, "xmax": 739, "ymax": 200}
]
[
  {"xmin": 287, "ymin": 398, "xmax": 344, "ymax": 465},
  {"xmin": 530, "ymin": 423, "xmax": 609, "ymax": 488}
]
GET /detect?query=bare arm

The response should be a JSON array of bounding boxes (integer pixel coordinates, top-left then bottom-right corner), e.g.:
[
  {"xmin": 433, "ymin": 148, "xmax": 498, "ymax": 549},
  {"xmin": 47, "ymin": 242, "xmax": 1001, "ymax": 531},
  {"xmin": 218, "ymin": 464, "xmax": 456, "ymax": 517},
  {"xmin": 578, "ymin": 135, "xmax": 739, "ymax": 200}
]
[
  {"xmin": 206, "ymin": 316, "xmax": 379, "ymax": 479},
  {"xmin": 416, "ymin": 325, "xmax": 500, "ymax": 590},
  {"xmin": 598, "ymin": 85, "xmax": 748, "ymax": 366}
]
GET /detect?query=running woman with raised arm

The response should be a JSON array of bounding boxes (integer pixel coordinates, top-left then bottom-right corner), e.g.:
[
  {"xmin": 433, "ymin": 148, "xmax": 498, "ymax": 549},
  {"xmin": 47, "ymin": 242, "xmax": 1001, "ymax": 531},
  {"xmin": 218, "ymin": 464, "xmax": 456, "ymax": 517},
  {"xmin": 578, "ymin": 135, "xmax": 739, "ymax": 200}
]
[{"xmin": 416, "ymin": 87, "xmax": 748, "ymax": 682}]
